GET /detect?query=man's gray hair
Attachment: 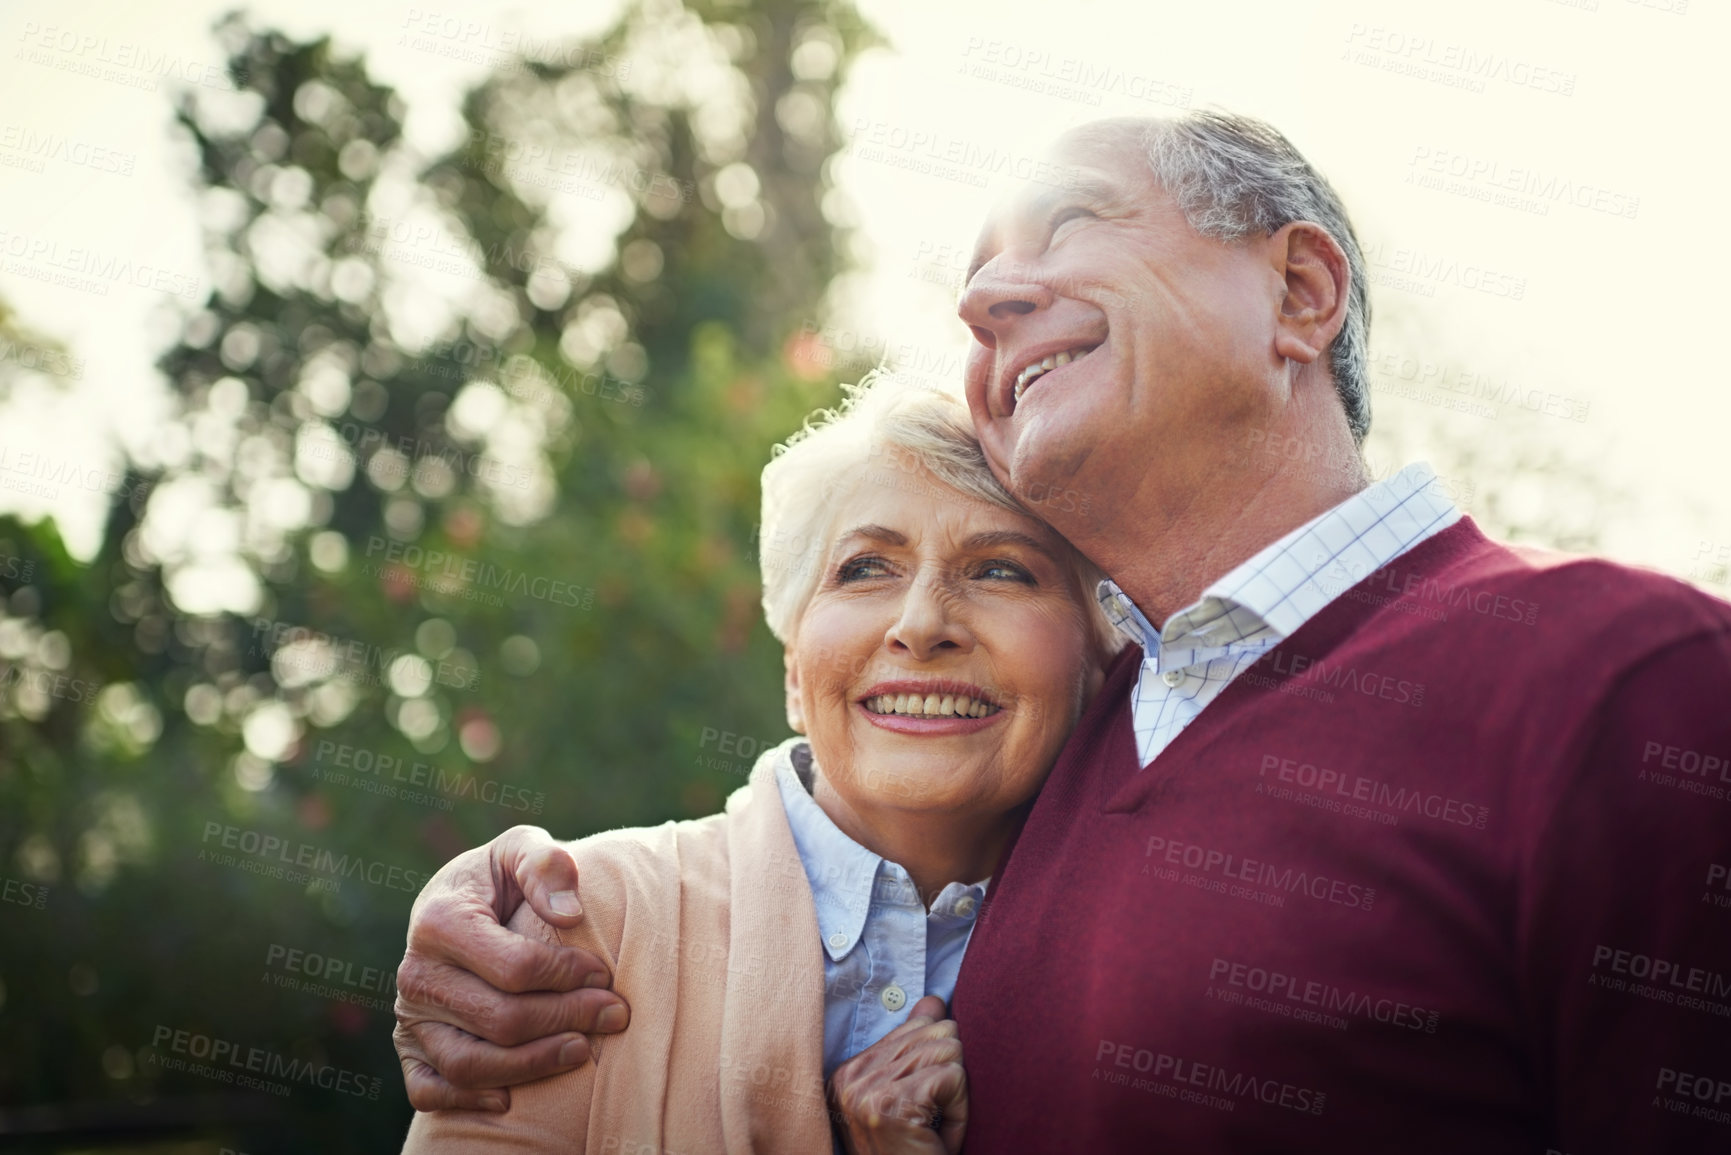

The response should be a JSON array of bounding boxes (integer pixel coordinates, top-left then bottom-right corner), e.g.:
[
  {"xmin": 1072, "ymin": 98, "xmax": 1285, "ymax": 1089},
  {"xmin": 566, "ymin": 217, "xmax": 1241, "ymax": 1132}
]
[{"xmin": 1141, "ymin": 111, "xmax": 1372, "ymax": 443}]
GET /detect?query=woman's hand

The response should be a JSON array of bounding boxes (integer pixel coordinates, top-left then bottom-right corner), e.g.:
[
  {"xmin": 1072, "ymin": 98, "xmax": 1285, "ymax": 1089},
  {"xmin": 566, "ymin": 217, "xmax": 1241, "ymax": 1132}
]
[{"xmin": 827, "ymin": 996, "xmax": 968, "ymax": 1154}]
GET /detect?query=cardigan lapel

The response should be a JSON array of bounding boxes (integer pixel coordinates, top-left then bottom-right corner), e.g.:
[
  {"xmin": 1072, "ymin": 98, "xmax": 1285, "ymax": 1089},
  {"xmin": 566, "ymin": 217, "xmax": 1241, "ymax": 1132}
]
[{"xmin": 715, "ymin": 745, "xmax": 834, "ymax": 1153}]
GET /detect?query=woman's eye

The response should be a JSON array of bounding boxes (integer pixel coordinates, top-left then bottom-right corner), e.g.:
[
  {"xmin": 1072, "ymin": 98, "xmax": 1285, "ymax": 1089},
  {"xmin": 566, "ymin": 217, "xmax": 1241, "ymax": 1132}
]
[
  {"xmin": 836, "ymin": 556, "xmax": 892, "ymax": 582},
  {"xmin": 977, "ymin": 560, "xmax": 1033, "ymax": 583}
]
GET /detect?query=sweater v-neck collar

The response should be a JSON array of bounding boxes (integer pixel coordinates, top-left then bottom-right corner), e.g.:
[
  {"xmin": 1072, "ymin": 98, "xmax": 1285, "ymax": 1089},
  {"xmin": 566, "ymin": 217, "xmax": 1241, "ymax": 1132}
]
[{"xmin": 1090, "ymin": 517, "xmax": 1493, "ymax": 815}]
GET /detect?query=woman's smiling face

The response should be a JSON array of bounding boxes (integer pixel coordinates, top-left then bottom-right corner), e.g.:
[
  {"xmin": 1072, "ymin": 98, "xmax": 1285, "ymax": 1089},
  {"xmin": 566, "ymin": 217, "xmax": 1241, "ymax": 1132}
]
[{"xmin": 785, "ymin": 460, "xmax": 1108, "ymax": 823}]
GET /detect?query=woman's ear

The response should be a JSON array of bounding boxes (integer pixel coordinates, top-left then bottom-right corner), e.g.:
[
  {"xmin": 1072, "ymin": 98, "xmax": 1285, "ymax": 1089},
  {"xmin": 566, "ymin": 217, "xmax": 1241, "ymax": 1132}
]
[{"xmin": 784, "ymin": 647, "xmax": 806, "ymax": 733}]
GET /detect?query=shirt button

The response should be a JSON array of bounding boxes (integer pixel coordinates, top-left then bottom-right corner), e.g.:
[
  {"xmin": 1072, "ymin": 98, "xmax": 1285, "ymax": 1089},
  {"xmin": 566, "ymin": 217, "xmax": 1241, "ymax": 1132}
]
[
  {"xmin": 1161, "ymin": 669, "xmax": 1186, "ymax": 687},
  {"xmin": 955, "ymin": 896, "xmax": 977, "ymax": 917},
  {"xmin": 827, "ymin": 933, "xmax": 848, "ymax": 952},
  {"xmin": 880, "ymin": 984, "xmax": 907, "ymax": 1012}
]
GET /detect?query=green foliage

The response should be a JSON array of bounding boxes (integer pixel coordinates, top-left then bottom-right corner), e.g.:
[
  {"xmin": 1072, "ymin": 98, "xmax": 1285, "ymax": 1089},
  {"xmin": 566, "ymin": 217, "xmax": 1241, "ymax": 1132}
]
[{"xmin": 0, "ymin": 2, "xmax": 872, "ymax": 1148}]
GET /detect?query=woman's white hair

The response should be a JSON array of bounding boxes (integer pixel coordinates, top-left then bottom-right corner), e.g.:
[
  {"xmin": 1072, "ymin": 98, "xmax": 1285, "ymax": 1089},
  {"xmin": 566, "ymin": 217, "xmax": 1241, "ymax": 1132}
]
[{"xmin": 757, "ymin": 370, "xmax": 1119, "ymax": 651}]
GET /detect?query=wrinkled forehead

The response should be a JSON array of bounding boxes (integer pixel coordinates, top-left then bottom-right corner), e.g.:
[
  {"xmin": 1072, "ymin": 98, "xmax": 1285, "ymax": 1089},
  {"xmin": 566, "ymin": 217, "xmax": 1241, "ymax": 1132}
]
[
  {"xmin": 967, "ymin": 120, "xmax": 1164, "ymax": 274},
  {"xmin": 825, "ymin": 464, "xmax": 1072, "ymax": 559}
]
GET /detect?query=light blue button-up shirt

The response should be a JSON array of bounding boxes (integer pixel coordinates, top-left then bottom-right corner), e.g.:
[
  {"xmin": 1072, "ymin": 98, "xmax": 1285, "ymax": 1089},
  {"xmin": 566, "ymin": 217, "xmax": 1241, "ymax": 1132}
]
[{"xmin": 773, "ymin": 744, "xmax": 987, "ymax": 1077}]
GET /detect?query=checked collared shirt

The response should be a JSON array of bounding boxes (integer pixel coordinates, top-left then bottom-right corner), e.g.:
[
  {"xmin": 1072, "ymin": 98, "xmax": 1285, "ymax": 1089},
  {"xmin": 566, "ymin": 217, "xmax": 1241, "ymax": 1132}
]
[{"xmin": 1100, "ymin": 461, "xmax": 1461, "ymax": 768}]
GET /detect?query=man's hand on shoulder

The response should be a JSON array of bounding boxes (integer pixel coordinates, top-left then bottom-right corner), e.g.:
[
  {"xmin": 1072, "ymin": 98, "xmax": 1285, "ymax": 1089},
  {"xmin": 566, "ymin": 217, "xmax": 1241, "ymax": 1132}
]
[{"xmin": 393, "ymin": 825, "xmax": 631, "ymax": 1112}]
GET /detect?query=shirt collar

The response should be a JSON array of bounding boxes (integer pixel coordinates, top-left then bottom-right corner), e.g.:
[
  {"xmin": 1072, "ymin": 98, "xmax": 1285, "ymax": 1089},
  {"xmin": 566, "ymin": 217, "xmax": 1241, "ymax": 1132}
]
[
  {"xmin": 773, "ymin": 744, "xmax": 989, "ymax": 962},
  {"xmin": 1097, "ymin": 461, "xmax": 1460, "ymax": 657},
  {"xmin": 774, "ymin": 745, "xmax": 887, "ymax": 962}
]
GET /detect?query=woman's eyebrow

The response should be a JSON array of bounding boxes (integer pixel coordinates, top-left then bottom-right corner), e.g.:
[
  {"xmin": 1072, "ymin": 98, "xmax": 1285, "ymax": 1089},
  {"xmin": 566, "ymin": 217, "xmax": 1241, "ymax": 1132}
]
[{"xmin": 831, "ymin": 524, "xmax": 907, "ymax": 551}]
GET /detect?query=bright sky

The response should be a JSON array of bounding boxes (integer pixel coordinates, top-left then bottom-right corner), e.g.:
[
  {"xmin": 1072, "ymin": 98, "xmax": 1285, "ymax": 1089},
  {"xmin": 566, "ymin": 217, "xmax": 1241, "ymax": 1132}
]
[{"xmin": 2, "ymin": 0, "xmax": 1726, "ymax": 594}]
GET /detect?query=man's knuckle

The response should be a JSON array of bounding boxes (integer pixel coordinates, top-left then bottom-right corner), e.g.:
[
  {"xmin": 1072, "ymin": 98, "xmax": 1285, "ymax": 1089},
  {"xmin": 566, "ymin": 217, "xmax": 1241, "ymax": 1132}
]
[
  {"xmin": 396, "ymin": 955, "xmax": 431, "ymax": 999},
  {"xmin": 437, "ymin": 1045, "xmax": 490, "ymax": 1088}
]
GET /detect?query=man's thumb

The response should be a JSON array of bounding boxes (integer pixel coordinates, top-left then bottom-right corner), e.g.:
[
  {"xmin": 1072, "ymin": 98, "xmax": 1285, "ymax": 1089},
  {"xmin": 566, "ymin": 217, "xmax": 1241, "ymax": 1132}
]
[{"xmin": 503, "ymin": 827, "xmax": 584, "ymax": 927}]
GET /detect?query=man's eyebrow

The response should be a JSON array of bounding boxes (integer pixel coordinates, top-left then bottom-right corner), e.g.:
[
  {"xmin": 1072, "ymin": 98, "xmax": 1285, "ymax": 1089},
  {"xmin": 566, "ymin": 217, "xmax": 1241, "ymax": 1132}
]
[
  {"xmin": 964, "ymin": 172, "xmax": 1119, "ymax": 283},
  {"xmin": 963, "ymin": 529, "xmax": 1060, "ymax": 562}
]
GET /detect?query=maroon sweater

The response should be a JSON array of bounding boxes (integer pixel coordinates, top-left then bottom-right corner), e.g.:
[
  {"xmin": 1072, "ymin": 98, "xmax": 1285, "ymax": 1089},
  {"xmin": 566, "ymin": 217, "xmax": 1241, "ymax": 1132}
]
[{"xmin": 953, "ymin": 519, "xmax": 1731, "ymax": 1154}]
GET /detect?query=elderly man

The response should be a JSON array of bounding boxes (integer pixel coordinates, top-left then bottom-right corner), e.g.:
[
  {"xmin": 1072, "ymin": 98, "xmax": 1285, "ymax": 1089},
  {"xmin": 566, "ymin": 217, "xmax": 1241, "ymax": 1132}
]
[{"xmin": 392, "ymin": 113, "xmax": 1731, "ymax": 1152}]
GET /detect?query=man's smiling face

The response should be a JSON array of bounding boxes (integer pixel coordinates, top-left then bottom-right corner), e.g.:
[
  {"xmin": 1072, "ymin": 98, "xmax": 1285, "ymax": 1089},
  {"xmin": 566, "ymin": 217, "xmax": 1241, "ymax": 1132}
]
[{"xmin": 958, "ymin": 120, "xmax": 1293, "ymax": 541}]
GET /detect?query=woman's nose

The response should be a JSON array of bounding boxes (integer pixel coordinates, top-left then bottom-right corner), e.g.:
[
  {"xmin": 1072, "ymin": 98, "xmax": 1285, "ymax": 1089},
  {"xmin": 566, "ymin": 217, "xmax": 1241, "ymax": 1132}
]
[{"xmin": 884, "ymin": 570, "xmax": 973, "ymax": 660}]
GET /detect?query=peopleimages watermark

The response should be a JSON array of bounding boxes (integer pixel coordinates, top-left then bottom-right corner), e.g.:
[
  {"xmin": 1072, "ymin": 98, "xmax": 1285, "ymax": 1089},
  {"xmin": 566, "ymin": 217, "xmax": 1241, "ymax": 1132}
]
[
  {"xmin": 1688, "ymin": 540, "xmax": 1729, "ymax": 588},
  {"xmin": 147, "ymin": 1024, "xmax": 382, "ymax": 1099},
  {"xmin": 845, "ymin": 118, "xmax": 1085, "ymax": 192},
  {"xmin": 1638, "ymin": 740, "xmax": 1731, "ymax": 803},
  {"xmin": 1654, "ymin": 1066, "xmax": 1731, "ymax": 1126},
  {"xmin": 1306, "ymin": 552, "xmax": 1541, "ymax": 629},
  {"xmin": 263, "ymin": 941, "xmax": 396, "ymax": 1012},
  {"xmin": 310, "ymin": 739, "xmax": 545, "ymax": 815},
  {"xmin": 1341, "ymin": 23, "xmax": 1577, "ymax": 96},
  {"xmin": 1205, "ymin": 956, "xmax": 1440, "ymax": 1034},
  {"xmin": 696, "ymin": 727, "xmax": 782, "ymax": 777},
  {"xmin": 956, "ymin": 37, "xmax": 1192, "ymax": 110},
  {"xmin": 1243, "ymin": 647, "xmax": 1427, "ymax": 709},
  {"xmin": 462, "ymin": 129, "xmax": 693, "ymax": 206},
  {"xmin": 1092, "ymin": 1038, "xmax": 1327, "ymax": 1115},
  {"xmin": 1367, "ymin": 347, "xmax": 1590, "ymax": 423},
  {"xmin": 791, "ymin": 320, "xmax": 962, "ymax": 386},
  {"xmin": 249, "ymin": 616, "xmax": 480, "ymax": 691},
  {"xmin": 1237, "ymin": 430, "xmax": 1478, "ymax": 514},
  {"xmin": 405, "ymin": 340, "xmax": 647, "ymax": 406},
  {"xmin": 362, "ymin": 537, "xmax": 594, "ymax": 610},
  {"xmin": 0, "ymin": 335, "xmax": 83, "ymax": 379},
  {"xmin": 398, "ymin": 8, "xmax": 635, "ymax": 77},
  {"xmin": 1361, "ymin": 240, "xmax": 1527, "ymax": 302},
  {"xmin": 1143, "ymin": 835, "xmax": 1376, "ymax": 912},
  {"xmin": 200, "ymin": 821, "xmax": 430, "ymax": 894},
  {"xmin": 1405, "ymin": 146, "xmax": 1638, "ymax": 221},
  {"xmin": 352, "ymin": 212, "xmax": 578, "ymax": 285},
  {"xmin": 1706, "ymin": 863, "xmax": 1731, "ymax": 911},
  {"xmin": 0, "ymin": 664, "xmax": 100, "ymax": 706},
  {"xmin": 1255, "ymin": 753, "xmax": 1491, "ymax": 830},
  {"xmin": 302, "ymin": 423, "xmax": 533, "ymax": 490},
  {"xmin": 0, "ymin": 123, "xmax": 135, "ymax": 177},
  {"xmin": 0, "ymin": 228, "xmax": 202, "ymax": 300},
  {"xmin": 14, "ymin": 21, "xmax": 244, "ymax": 93},
  {"xmin": 1, "ymin": 876, "xmax": 48, "ymax": 911},
  {"xmin": 0, "ymin": 443, "xmax": 152, "ymax": 503}
]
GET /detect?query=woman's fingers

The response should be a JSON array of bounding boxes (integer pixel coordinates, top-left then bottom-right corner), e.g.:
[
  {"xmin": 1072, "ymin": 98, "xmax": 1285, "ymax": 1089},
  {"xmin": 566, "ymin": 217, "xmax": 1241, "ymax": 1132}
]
[
  {"xmin": 923, "ymin": 1059, "xmax": 969, "ymax": 1154},
  {"xmin": 828, "ymin": 1006, "xmax": 968, "ymax": 1154}
]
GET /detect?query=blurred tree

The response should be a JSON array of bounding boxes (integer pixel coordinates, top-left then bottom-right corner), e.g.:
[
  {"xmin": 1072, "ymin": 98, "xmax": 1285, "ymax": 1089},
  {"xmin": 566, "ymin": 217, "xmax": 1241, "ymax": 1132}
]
[{"xmin": 0, "ymin": 1, "xmax": 873, "ymax": 1149}]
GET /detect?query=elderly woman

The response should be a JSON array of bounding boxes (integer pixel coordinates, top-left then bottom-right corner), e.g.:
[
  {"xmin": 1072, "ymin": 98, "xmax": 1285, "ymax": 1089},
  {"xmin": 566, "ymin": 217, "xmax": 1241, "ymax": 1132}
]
[{"xmin": 400, "ymin": 374, "xmax": 1119, "ymax": 1153}]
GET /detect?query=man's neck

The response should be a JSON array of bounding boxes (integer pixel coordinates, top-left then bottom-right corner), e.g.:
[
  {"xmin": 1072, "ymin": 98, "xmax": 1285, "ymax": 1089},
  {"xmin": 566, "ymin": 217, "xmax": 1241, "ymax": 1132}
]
[{"xmin": 1086, "ymin": 457, "xmax": 1370, "ymax": 629}]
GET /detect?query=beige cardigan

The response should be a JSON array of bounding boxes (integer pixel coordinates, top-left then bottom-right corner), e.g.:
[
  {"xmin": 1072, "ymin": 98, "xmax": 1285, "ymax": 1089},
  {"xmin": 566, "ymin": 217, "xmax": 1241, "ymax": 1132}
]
[{"xmin": 402, "ymin": 743, "xmax": 834, "ymax": 1153}]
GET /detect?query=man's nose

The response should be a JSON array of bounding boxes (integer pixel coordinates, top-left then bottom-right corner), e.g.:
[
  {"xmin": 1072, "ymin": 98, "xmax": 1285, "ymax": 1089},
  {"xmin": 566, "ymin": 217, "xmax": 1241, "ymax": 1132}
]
[
  {"xmin": 957, "ymin": 259, "xmax": 1051, "ymax": 350},
  {"xmin": 884, "ymin": 570, "xmax": 974, "ymax": 660}
]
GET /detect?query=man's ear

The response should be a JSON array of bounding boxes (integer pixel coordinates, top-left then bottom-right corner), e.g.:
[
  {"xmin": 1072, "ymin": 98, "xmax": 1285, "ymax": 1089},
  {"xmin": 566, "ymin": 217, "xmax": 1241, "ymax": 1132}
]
[
  {"xmin": 1269, "ymin": 221, "xmax": 1350, "ymax": 367},
  {"xmin": 783, "ymin": 647, "xmax": 806, "ymax": 734}
]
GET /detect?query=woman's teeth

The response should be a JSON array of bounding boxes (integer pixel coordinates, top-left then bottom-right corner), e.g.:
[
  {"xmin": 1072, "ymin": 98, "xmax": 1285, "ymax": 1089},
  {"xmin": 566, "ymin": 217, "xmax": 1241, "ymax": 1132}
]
[
  {"xmin": 1013, "ymin": 345, "xmax": 1098, "ymax": 401},
  {"xmin": 865, "ymin": 693, "xmax": 999, "ymax": 719}
]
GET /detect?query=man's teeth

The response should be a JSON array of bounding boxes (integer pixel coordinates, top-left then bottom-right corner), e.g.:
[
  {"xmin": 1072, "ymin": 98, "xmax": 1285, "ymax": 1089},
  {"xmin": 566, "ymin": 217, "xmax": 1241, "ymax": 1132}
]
[
  {"xmin": 865, "ymin": 693, "xmax": 999, "ymax": 719},
  {"xmin": 1012, "ymin": 346, "xmax": 1097, "ymax": 401}
]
